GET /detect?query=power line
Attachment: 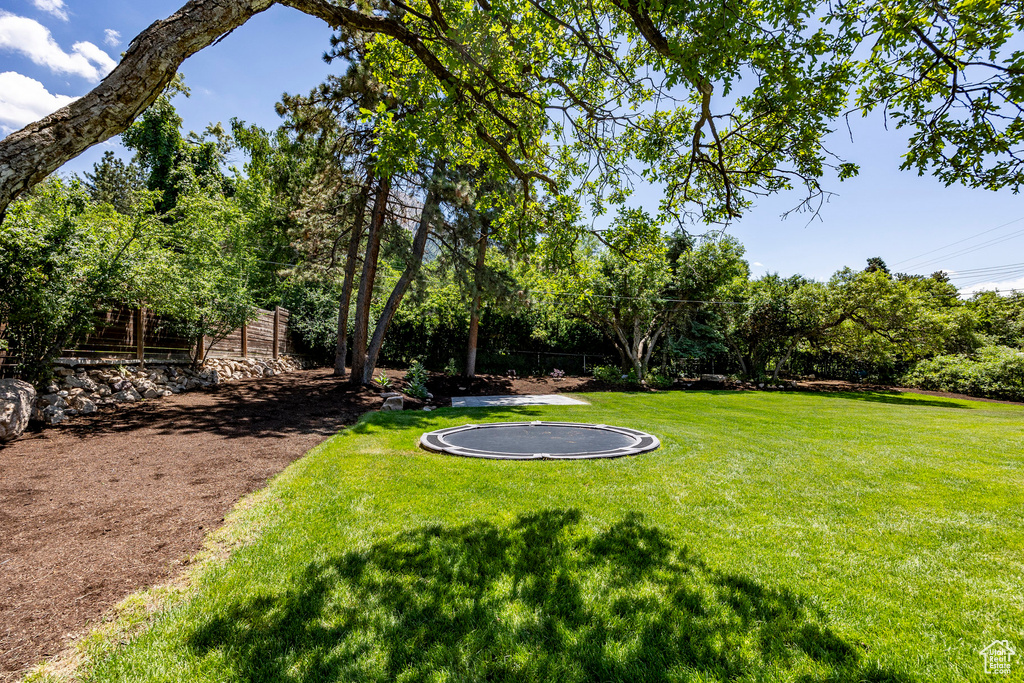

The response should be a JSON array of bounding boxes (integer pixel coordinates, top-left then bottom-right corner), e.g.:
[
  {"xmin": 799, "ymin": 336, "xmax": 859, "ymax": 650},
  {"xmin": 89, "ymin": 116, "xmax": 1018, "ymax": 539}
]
[
  {"xmin": 892, "ymin": 215, "xmax": 1024, "ymax": 269},
  {"xmin": 902, "ymin": 227, "xmax": 1024, "ymax": 272}
]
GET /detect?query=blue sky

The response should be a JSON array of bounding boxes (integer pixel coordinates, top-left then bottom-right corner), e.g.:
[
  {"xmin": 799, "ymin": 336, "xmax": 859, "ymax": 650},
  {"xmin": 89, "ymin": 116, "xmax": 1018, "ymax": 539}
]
[{"xmin": 1, "ymin": 0, "xmax": 1021, "ymax": 292}]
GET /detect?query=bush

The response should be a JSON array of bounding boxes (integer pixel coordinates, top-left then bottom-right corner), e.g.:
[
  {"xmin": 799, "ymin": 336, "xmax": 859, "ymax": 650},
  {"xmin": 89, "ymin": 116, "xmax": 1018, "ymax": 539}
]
[
  {"xmin": 592, "ymin": 365, "xmax": 622, "ymax": 383},
  {"xmin": 902, "ymin": 346, "xmax": 1024, "ymax": 401},
  {"xmin": 645, "ymin": 371, "xmax": 674, "ymax": 389},
  {"xmin": 404, "ymin": 360, "xmax": 430, "ymax": 399}
]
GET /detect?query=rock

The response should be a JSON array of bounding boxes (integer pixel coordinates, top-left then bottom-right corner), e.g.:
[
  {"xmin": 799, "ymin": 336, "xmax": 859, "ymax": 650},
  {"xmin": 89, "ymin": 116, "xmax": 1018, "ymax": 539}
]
[
  {"xmin": 45, "ymin": 383, "xmax": 59, "ymax": 394},
  {"xmin": 68, "ymin": 387, "xmax": 85, "ymax": 397},
  {"xmin": 112, "ymin": 389, "xmax": 141, "ymax": 403},
  {"xmin": 70, "ymin": 395, "xmax": 98, "ymax": 414},
  {"xmin": 422, "ymin": 406, "xmax": 435, "ymax": 411},
  {"xmin": 426, "ymin": 392, "xmax": 434, "ymax": 400},
  {"xmin": 141, "ymin": 387, "xmax": 161, "ymax": 399},
  {"xmin": 265, "ymin": 369, "xmax": 275, "ymax": 377},
  {"xmin": 0, "ymin": 378, "xmax": 36, "ymax": 442},
  {"xmin": 381, "ymin": 392, "xmax": 403, "ymax": 399},
  {"xmin": 58, "ymin": 390, "xmax": 69, "ymax": 398},
  {"xmin": 97, "ymin": 385, "xmax": 112, "ymax": 397},
  {"xmin": 41, "ymin": 405, "xmax": 66, "ymax": 425},
  {"xmin": 700, "ymin": 374, "xmax": 727, "ymax": 384},
  {"xmin": 55, "ymin": 367, "xmax": 74, "ymax": 377},
  {"xmin": 381, "ymin": 396, "xmax": 404, "ymax": 411},
  {"xmin": 65, "ymin": 375, "xmax": 98, "ymax": 392},
  {"xmin": 112, "ymin": 379, "xmax": 131, "ymax": 392}
]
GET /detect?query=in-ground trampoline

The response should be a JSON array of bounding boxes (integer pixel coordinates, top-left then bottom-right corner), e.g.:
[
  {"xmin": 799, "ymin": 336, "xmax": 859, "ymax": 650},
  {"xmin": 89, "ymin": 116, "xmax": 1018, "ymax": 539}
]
[{"xmin": 419, "ymin": 421, "xmax": 660, "ymax": 460}]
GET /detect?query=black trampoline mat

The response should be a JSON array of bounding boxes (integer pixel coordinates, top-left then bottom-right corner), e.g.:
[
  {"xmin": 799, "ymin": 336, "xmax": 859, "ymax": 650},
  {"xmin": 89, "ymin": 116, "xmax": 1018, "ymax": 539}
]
[
  {"xmin": 418, "ymin": 422, "xmax": 660, "ymax": 460},
  {"xmin": 444, "ymin": 424, "xmax": 636, "ymax": 455}
]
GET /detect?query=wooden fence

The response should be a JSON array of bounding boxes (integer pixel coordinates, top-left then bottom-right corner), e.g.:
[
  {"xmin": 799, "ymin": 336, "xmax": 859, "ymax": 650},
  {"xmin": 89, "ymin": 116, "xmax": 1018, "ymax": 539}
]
[{"xmin": 55, "ymin": 306, "xmax": 296, "ymax": 362}]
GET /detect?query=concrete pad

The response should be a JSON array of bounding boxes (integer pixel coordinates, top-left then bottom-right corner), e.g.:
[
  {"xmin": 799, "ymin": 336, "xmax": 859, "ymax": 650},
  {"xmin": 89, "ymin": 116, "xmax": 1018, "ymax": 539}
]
[{"xmin": 451, "ymin": 394, "xmax": 589, "ymax": 408}]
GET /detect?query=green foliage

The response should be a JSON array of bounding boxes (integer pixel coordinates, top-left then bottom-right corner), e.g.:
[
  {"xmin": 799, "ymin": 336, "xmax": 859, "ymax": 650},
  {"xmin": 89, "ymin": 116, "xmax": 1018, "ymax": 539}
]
[
  {"xmin": 81, "ymin": 150, "xmax": 146, "ymax": 215},
  {"xmin": 645, "ymin": 371, "xmax": 674, "ymax": 389},
  {"xmin": 0, "ymin": 178, "xmax": 156, "ymax": 384},
  {"xmin": 403, "ymin": 359, "xmax": 430, "ymax": 398},
  {"xmin": 121, "ymin": 79, "xmax": 232, "ymax": 214},
  {"xmin": 142, "ymin": 190, "xmax": 258, "ymax": 361},
  {"xmin": 902, "ymin": 346, "xmax": 1024, "ymax": 401},
  {"xmin": 443, "ymin": 357, "xmax": 460, "ymax": 377},
  {"xmin": 373, "ymin": 371, "xmax": 392, "ymax": 389}
]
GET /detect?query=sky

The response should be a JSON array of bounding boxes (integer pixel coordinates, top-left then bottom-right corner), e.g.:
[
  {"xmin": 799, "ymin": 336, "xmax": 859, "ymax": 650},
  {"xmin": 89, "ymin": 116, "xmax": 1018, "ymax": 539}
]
[{"xmin": 1, "ymin": 0, "xmax": 1022, "ymax": 294}]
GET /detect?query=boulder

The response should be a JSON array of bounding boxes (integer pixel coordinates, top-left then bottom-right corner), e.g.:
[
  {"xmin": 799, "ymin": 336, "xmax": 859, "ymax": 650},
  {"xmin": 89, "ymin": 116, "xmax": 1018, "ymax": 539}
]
[
  {"xmin": 69, "ymin": 395, "xmax": 98, "ymax": 414},
  {"xmin": 0, "ymin": 378, "xmax": 36, "ymax": 442},
  {"xmin": 65, "ymin": 375, "xmax": 98, "ymax": 392},
  {"xmin": 141, "ymin": 386, "xmax": 161, "ymax": 399},
  {"xmin": 41, "ymin": 405, "xmax": 66, "ymax": 425},
  {"xmin": 381, "ymin": 396, "xmax": 404, "ymax": 411},
  {"xmin": 699, "ymin": 374, "xmax": 727, "ymax": 384}
]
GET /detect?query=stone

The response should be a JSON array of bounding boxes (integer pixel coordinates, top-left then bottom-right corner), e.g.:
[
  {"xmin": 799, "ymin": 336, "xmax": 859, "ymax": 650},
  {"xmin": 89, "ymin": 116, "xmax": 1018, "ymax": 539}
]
[
  {"xmin": 700, "ymin": 374, "xmax": 727, "ymax": 384},
  {"xmin": 381, "ymin": 396, "xmax": 404, "ymax": 411},
  {"xmin": 66, "ymin": 375, "xmax": 98, "ymax": 392},
  {"xmin": 70, "ymin": 395, "xmax": 98, "ymax": 414},
  {"xmin": 381, "ymin": 392, "xmax": 403, "ymax": 399},
  {"xmin": 422, "ymin": 406, "xmax": 435, "ymax": 411},
  {"xmin": 97, "ymin": 385, "xmax": 112, "ymax": 397},
  {"xmin": 56, "ymin": 367, "xmax": 74, "ymax": 377},
  {"xmin": 0, "ymin": 378, "xmax": 36, "ymax": 442},
  {"xmin": 141, "ymin": 387, "xmax": 161, "ymax": 399},
  {"xmin": 112, "ymin": 388, "xmax": 141, "ymax": 403},
  {"xmin": 41, "ymin": 405, "xmax": 66, "ymax": 425},
  {"xmin": 68, "ymin": 387, "xmax": 85, "ymax": 397}
]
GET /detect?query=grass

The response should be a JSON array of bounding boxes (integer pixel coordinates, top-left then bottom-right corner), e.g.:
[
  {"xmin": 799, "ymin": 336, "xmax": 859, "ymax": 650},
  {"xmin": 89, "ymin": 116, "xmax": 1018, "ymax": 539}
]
[{"xmin": 38, "ymin": 390, "xmax": 1024, "ymax": 682}]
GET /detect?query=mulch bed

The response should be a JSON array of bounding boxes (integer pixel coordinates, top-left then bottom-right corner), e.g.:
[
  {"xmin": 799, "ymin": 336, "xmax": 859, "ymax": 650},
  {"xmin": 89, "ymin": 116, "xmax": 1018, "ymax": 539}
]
[{"xmin": 0, "ymin": 368, "xmax": 1016, "ymax": 681}]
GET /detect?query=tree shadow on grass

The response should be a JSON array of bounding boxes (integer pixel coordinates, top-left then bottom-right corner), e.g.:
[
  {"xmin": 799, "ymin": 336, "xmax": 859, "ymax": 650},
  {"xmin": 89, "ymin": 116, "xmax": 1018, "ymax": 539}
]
[
  {"xmin": 186, "ymin": 510, "xmax": 914, "ymax": 682},
  {"xmin": 808, "ymin": 390, "xmax": 971, "ymax": 410}
]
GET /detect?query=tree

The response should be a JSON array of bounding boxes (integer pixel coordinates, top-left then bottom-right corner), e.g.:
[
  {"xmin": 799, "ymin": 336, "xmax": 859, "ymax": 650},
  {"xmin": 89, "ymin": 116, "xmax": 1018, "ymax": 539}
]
[
  {"xmin": 556, "ymin": 212, "xmax": 747, "ymax": 380},
  {"xmin": 4, "ymin": 0, "xmax": 1023, "ymax": 227},
  {"xmin": 0, "ymin": 179, "xmax": 158, "ymax": 383},
  {"xmin": 81, "ymin": 150, "xmax": 145, "ymax": 215}
]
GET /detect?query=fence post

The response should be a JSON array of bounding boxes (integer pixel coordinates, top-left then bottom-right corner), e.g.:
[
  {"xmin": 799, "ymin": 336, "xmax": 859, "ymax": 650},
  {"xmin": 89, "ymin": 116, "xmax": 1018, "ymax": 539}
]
[
  {"xmin": 135, "ymin": 307, "xmax": 146, "ymax": 362},
  {"xmin": 241, "ymin": 323, "xmax": 248, "ymax": 358},
  {"xmin": 273, "ymin": 307, "xmax": 280, "ymax": 359}
]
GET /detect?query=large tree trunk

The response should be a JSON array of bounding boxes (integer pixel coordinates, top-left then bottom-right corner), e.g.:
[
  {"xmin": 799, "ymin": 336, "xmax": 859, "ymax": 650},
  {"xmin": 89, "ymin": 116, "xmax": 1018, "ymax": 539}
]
[
  {"xmin": 334, "ymin": 165, "xmax": 375, "ymax": 377},
  {"xmin": 0, "ymin": 0, "xmax": 278, "ymax": 218},
  {"xmin": 349, "ymin": 175, "xmax": 391, "ymax": 384},
  {"xmin": 0, "ymin": 0, "xmax": 497, "ymax": 218},
  {"xmin": 362, "ymin": 174, "xmax": 442, "ymax": 382},
  {"xmin": 465, "ymin": 223, "xmax": 488, "ymax": 377}
]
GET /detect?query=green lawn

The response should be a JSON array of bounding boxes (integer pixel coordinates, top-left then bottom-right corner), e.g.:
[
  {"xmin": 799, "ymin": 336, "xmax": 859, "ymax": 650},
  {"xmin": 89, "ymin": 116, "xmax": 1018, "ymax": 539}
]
[{"xmin": 45, "ymin": 390, "xmax": 1024, "ymax": 682}]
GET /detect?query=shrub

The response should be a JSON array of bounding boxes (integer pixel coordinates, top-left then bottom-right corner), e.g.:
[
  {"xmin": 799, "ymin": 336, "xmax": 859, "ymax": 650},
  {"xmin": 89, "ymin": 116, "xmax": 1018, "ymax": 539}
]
[
  {"xmin": 404, "ymin": 360, "xmax": 430, "ymax": 399},
  {"xmin": 592, "ymin": 365, "xmax": 622, "ymax": 383},
  {"xmin": 902, "ymin": 346, "xmax": 1024, "ymax": 401},
  {"xmin": 645, "ymin": 371, "xmax": 674, "ymax": 389}
]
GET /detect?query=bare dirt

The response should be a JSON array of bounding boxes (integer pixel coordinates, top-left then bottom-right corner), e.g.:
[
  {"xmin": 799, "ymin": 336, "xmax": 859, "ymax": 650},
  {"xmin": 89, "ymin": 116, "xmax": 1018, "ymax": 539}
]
[{"xmin": 0, "ymin": 368, "xmax": 1016, "ymax": 681}]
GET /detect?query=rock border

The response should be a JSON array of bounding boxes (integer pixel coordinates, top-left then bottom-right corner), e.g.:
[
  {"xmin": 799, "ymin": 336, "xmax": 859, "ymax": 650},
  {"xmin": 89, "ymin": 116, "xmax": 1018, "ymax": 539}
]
[{"xmin": 30, "ymin": 356, "xmax": 310, "ymax": 427}]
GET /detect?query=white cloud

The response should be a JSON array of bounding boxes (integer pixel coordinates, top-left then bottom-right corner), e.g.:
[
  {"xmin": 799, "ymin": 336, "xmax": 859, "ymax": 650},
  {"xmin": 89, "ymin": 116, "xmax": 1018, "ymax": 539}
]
[
  {"xmin": 0, "ymin": 71, "xmax": 76, "ymax": 130},
  {"xmin": 958, "ymin": 276, "xmax": 1024, "ymax": 297},
  {"xmin": 32, "ymin": 0, "xmax": 67, "ymax": 21},
  {"xmin": 103, "ymin": 28, "xmax": 120, "ymax": 47},
  {"xmin": 752, "ymin": 262, "xmax": 764, "ymax": 267},
  {"xmin": 0, "ymin": 12, "xmax": 117, "ymax": 82}
]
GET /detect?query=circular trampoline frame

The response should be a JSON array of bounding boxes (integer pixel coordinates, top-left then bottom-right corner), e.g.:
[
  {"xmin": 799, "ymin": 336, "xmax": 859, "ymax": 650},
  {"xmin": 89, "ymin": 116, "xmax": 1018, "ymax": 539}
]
[{"xmin": 418, "ymin": 421, "xmax": 660, "ymax": 460}]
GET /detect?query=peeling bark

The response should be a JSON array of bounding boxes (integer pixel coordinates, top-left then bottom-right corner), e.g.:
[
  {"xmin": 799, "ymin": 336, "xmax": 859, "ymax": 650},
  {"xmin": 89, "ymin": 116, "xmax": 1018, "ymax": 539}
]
[
  {"xmin": 334, "ymin": 164, "xmax": 375, "ymax": 377},
  {"xmin": 362, "ymin": 176, "xmax": 441, "ymax": 382},
  {"xmin": 0, "ymin": 0, "xmax": 276, "ymax": 218},
  {"xmin": 349, "ymin": 175, "xmax": 391, "ymax": 384}
]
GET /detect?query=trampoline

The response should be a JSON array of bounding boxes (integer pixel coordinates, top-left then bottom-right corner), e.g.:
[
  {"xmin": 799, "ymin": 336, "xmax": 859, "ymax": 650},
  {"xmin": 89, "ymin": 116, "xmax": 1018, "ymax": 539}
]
[{"xmin": 418, "ymin": 421, "xmax": 660, "ymax": 460}]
